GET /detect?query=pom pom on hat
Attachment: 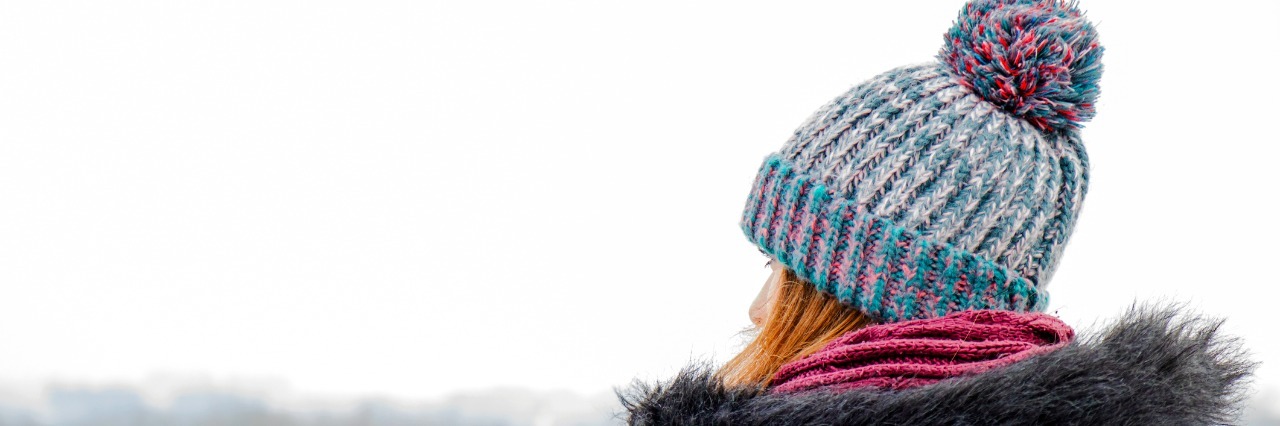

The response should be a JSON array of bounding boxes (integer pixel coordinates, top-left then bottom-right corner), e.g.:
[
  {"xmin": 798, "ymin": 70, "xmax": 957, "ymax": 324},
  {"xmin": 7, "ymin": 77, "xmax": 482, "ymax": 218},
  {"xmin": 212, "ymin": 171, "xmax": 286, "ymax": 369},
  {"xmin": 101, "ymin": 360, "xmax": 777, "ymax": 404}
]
[{"xmin": 940, "ymin": 0, "xmax": 1103, "ymax": 131}]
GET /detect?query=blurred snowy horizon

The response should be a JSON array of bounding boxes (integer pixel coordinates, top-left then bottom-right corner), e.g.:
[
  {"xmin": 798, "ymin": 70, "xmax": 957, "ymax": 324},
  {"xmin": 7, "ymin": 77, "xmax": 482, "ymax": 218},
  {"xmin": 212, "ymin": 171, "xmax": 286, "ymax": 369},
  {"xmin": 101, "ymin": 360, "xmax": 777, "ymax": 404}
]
[
  {"xmin": 0, "ymin": 379, "xmax": 1276, "ymax": 426},
  {"xmin": 0, "ymin": 377, "xmax": 619, "ymax": 426}
]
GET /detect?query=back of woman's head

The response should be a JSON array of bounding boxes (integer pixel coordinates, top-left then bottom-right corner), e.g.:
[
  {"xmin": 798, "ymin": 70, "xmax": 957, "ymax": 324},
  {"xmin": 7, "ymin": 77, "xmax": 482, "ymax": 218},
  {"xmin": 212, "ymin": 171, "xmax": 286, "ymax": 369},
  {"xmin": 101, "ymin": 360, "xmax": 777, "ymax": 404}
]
[
  {"xmin": 725, "ymin": 0, "xmax": 1104, "ymax": 387},
  {"xmin": 740, "ymin": 0, "xmax": 1099, "ymax": 322}
]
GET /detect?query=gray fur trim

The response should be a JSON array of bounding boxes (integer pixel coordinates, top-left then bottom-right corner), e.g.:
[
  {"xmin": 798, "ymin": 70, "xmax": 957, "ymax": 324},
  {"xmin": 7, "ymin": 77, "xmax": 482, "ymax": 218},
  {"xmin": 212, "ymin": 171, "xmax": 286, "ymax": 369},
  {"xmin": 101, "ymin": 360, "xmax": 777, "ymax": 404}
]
[{"xmin": 619, "ymin": 306, "xmax": 1254, "ymax": 425}]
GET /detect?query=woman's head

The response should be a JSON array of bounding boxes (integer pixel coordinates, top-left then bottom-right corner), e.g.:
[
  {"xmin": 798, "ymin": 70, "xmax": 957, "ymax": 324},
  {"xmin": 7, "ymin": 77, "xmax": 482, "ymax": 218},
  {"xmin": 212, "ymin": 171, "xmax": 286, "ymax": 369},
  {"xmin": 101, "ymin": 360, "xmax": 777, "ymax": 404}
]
[
  {"xmin": 737, "ymin": 0, "xmax": 1100, "ymax": 323},
  {"xmin": 723, "ymin": 0, "xmax": 1103, "ymax": 387}
]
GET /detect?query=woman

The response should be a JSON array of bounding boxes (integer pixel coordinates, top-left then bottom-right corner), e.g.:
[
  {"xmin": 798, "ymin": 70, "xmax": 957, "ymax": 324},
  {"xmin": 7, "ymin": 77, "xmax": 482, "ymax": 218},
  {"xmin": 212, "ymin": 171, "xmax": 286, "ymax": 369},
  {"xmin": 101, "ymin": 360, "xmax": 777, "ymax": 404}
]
[{"xmin": 621, "ymin": 0, "xmax": 1253, "ymax": 424}]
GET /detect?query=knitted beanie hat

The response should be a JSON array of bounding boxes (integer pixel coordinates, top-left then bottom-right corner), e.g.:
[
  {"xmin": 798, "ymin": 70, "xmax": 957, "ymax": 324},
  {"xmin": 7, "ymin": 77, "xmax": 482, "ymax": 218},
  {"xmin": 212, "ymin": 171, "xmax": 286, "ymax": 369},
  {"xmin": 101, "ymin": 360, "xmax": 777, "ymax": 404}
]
[{"xmin": 742, "ymin": 0, "xmax": 1102, "ymax": 323}]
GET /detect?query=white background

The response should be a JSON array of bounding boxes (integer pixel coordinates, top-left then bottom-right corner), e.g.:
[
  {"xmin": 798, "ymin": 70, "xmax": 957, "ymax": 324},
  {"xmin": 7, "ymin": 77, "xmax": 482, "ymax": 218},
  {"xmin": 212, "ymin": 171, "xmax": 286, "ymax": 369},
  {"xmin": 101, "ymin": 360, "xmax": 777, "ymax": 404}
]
[{"xmin": 1, "ymin": 0, "xmax": 1277, "ymax": 406}]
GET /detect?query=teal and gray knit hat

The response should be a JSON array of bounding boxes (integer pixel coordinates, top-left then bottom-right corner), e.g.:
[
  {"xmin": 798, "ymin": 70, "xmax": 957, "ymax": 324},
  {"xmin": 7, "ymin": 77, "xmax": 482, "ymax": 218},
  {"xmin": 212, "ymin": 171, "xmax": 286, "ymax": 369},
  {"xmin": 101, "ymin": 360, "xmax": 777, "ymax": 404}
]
[{"xmin": 742, "ymin": 0, "xmax": 1102, "ymax": 323}]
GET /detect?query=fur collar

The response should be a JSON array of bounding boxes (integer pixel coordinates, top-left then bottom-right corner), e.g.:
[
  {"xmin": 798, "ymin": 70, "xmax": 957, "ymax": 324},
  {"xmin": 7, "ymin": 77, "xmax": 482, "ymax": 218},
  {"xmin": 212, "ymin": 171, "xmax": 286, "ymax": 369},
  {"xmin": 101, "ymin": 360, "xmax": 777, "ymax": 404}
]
[{"xmin": 619, "ymin": 306, "xmax": 1253, "ymax": 425}]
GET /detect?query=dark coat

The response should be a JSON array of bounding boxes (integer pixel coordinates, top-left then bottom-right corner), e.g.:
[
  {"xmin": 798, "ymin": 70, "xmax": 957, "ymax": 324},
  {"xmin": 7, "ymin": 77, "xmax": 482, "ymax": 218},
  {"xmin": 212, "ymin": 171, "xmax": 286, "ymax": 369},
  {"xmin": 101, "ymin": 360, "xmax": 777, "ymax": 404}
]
[{"xmin": 619, "ymin": 306, "xmax": 1253, "ymax": 425}]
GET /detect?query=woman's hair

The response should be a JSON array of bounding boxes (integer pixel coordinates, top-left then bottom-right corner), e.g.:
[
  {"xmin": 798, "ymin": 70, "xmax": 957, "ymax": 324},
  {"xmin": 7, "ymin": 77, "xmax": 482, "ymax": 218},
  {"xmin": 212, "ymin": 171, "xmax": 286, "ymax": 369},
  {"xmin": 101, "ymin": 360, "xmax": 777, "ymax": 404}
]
[{"xmin": 718, "ymin": 268, "xmax": 874, "ymax": 388}]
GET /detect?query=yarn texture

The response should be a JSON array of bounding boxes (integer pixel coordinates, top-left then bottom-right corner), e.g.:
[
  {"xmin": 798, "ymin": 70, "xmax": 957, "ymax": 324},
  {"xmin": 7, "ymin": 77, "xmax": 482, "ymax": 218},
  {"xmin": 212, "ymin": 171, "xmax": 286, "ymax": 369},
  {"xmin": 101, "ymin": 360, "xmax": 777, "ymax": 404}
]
[
  {"xmin": 740, "ymin": 0, "xmax": 1100, "ymax": 322},
  {"xmin": 940, "ymin": 0, "xmax": 1103, "ymax": 131},
  {"xmin": 771, "ymin": 310, "xmax": 1073, "ymax": 392}
]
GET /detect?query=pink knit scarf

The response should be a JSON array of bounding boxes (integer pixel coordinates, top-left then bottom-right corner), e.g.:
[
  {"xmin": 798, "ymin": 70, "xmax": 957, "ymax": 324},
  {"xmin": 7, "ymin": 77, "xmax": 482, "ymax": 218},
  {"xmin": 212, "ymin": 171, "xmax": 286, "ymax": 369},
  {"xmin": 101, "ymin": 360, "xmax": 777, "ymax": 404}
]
[{"xmin": 771, "ymin": 310, "xmax": 1074, "ymax": 393}]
